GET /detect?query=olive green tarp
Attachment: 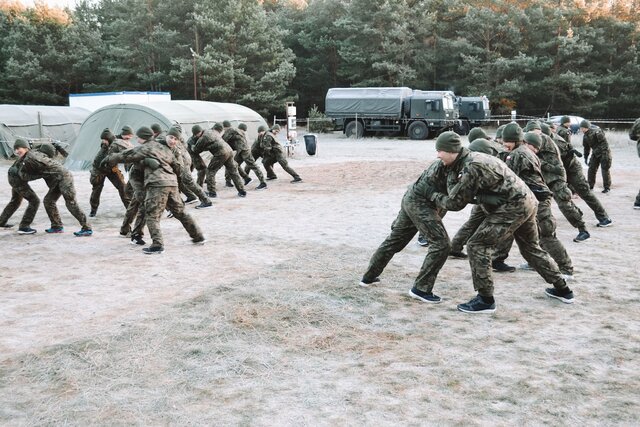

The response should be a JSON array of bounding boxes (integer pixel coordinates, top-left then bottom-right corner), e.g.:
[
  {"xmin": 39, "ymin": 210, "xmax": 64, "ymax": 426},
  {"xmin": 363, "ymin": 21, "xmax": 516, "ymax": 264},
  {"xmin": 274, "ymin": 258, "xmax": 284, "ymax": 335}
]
[{"xmin": 65, "ymin": 100, "xmax": 268, "ymax": 171}]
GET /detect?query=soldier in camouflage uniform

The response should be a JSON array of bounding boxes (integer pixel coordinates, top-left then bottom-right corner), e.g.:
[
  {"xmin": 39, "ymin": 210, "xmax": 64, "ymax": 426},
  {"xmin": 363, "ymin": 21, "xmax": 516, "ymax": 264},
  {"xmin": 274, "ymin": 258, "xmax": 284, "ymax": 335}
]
[
  {"xmin": 246, "ymin": 125, "xmax": 267, "ymax": 176},
  {"xmin": 16, "ymin": 141, "xmax": 92, "ymax": 236},
  {"xmin": 630, "ymin": 118, "xmax": 640, "ymax": 209},
  {"xmin": 360, "ymin": 160, "xmax": 450, "ymax": 303},
  {"xmin": 235, "ymin": 123, "xmax": 267, "ymax": 190},
  {"xmin": 261, "ymin": 124, "xmax": 302, "ymax": 183},
  {"xmin": 187, "ymin": 125, "xmax": 208, "ymax": 189},
  {"xmin": 449, "ymin": 138, "xmax": 504, "ymax": 260},
  {"xmin": 169, "ymin": 126, "xmax": 212, "ymax": 209},
  {"xmin": 0, "ymin": 139, "xmax": 41, "ymax": 234},
  {"xmin": 548, "ymin": 119, "xmax": 612, "ymax": 227},
  {"xmin": 105, "ymin": 126, "xmax": 205, "ymax": 254},
  {"xmin": 89, "ymin": 128, "xmax": 131, "ymax": 217},
  {"xmin": 221, "ymin": 120, "xmax": 252, "ymax": 187},
  {"xmin": 496, "ymin": 126, "xmax": 574, "ymax": 276},
  {"xmin": 192, "ymin": 123, "xmax": 246, "ymax": 198},
  {"xmin": 581, "ymin": 119, "xmax": 612, "ymax": 193},
  {"xmin": 118, "ymin": 127, "xmax": 153, "ymax": 245},
  {"xmin": 426, "ymin": 131, "xmax": 574, "ymax": 313},
  {"xmin": 525, "ymin": 121, "xmax": 590, "ymax": 242}
]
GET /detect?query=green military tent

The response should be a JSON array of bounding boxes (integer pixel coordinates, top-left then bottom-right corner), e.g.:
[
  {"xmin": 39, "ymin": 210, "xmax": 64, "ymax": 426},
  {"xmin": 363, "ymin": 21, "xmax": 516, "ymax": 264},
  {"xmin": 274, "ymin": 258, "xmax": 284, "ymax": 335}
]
[
  {"xmin": 0, "ymin": 105, "xmax": 90, "ymax": 158},
  {"xmin": 65, "ymin": 100, "xmax": 268, "ymax": 170}
]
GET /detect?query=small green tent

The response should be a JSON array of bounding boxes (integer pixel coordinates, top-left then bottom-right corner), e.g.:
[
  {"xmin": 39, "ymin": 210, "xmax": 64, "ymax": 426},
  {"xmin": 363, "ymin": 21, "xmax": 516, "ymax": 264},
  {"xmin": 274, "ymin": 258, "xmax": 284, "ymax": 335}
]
[{"xmin": 65, "ymin": 100, "xmax": 268, "ymax": 170}]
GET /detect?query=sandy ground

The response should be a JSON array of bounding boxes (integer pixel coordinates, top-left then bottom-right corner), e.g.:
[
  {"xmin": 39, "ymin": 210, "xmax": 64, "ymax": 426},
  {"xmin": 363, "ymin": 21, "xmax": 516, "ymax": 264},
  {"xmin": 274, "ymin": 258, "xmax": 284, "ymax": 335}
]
[{"xmin": 0, "ymin": 131, "xmax": 639, "ymax": 425}]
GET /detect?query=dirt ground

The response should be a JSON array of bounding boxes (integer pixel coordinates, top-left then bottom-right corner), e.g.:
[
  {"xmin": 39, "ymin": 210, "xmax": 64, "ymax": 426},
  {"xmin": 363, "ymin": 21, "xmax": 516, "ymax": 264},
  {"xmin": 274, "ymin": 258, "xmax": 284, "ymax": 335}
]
[{"xmin": 0, "ymin": 131, "xmax": 639, "ymax": 425}]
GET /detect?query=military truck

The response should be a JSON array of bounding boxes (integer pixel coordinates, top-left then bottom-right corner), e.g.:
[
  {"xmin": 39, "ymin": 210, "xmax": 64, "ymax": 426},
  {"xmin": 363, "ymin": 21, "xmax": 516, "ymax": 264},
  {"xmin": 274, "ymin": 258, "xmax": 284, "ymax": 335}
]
[
  {"xmin": 325, "ymin": 87, "xmax": 457, "ymax": 139},
  {"xmin": 455, "ymin": 96, "xmax": 491, "ymax": 135}
]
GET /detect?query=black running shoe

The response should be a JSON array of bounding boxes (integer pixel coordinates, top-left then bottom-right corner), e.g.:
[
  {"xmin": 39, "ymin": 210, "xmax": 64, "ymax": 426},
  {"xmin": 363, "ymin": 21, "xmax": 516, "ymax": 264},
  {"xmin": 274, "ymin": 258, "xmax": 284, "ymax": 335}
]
[
  {"xmin": 417, "ymin": 236, "xmax": 429, "ymax": 247},
  {"xmin": 457, "ymin": 295, "xmax": 496, "ymax": 313},
  {"xmin": 602, "ymin": 188, "xmax": 610, "ymax": 193},
  {"xmin": 1, "ymin": 223, "xmax": 14, "ymax": 228},
  {"xmin": 573, "ymin": 230, "xmax": 590, "ymax": 242},
  {"xmin": 225, "ymin": 182, "xmax": 234, "ymax": 188},
  {"xmin": 291, "ymin": 177, "xmax": 303, "ymax": 183},
  {"xmin": 192, "ymin": 236, "xmax": 206, "ymax": 245},
  {"xmin": 184, "ymin": 197, "xmax": 198, "ymax": 205},
  {"xmin": 195, "ymin": 201, "xmax": 213, "ymax": 209},
  {"xmin": 17, "ymin": 227, "xmax": 37, "ymax": 235},
  {"xmin": 131, "ymin": 234, "xmax": 146, "ymax": 246},
  {"xmin": 596, "ymin": 218, "xmax": 613, "ymax": 228},
  {"xmin": 143, "ymin": 246, "xmax": 164, "ymax": 255},
  {"xmin": 409, "ymin": 287, "xmax": 442, "ymax": 303},
  {"xmin": 238, "ymin": 190, "xmax": 247, "ymax": 197},
  {"xmin": 89, "ymin": 211, "xmax": 97, "ymax": 217},
  {"xmin": 492, "ymin": 260, "xmax": 516, "ymax": 272},
  {"xmin": 256, "ymin": 182, "xmax": 267, "ymax": 190},
  {"xmin": 207, "ymin": 191, "xmax": 217, "ymax": 198},
  {"xmin": 359, "ymin": 277, "xmax": 380, "ymax": 288},
  {"xmin": 244, "ymin": 177, "xmax": 253, "ymax": 185},
  {"xmin": 544, "ymin": 287, "xmax": 574, "ymax": 304},
  {"xmin": 266, "ymin": 176, "xmax": 278, "ymax": 181}
]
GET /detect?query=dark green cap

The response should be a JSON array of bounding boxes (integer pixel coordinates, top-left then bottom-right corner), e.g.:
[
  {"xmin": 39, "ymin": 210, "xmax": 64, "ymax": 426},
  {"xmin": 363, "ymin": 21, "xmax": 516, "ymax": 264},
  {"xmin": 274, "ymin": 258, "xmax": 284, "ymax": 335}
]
[
  {"xmin": 468, "ymin": 138, "xmax": 502, "ymax": 156},
  {"xmin": 271, "ymin": 124, "xmax": 281, "ymax": 132},
  {"xmin": 222, "ymin": 120, "xmax": 231, "ymax": 128},
  {"xmin": 167, "ymin": 126, "xmax": 181, "ymax": 138},
  {"xmin": 435, "ymin": 131, "xmax": 462, "ymax": 153},
  {"xmin": 192, "ymin": 124, "xmax": 203, "ymax": 136},
  {"xmin": 213, "ymin": 122, "xmax": 224, "ymax": 132},
  {"xmin": 524, "ymin": 131, "xmax": 542, "ymax": 148},
  {"xmin": 238, "ymin": 123, "xmax": 247, "ymax": 131},
  {"xmin": 502, "ymin": 122, "xmax": 523, "ymax": 142},
  {"xmin": 468, "ymin": 127, "xmax": 488, "ymax": 143},
  {"xmin": 580, "ymin": 119, "xmax": 591, "ymax": 129},
  {"xmin": 561, "ymin": 116, "xmax": 571, "ymax": 125},
  {"xmin": 121, "ymin": 125, "xmax": 134, "ymax": 136},
  {"xmin": 151, "ymin": 123, "xmax": 162, "ymax": 133},
  {"xmin": 36, "ymin": 143, "xmax": 56, "ymax": 158},
  {"xmin": 100, "ymin": 128, "xmax": 115, "ymax": 142},
  {"xmin": 13, "ymin": 138, "xmax": 29, "ymax": 149},
  {"xmin": 495, "ymin": 124, "xmax": 506, "ymax": 139},
  {"xmin": 540, "ymin": 123, "xmax": 551, "ymax": 136},
  {"xmin": 258, "ymin": 125, "xmax": 267, "ymax": 133},
  {"xmin": 136, "ymin": 126, "xmax": 154, "ymax": 140},
  {"xmin": 525, "ymin": 121, "xmax": 541, "ymax": 132}
]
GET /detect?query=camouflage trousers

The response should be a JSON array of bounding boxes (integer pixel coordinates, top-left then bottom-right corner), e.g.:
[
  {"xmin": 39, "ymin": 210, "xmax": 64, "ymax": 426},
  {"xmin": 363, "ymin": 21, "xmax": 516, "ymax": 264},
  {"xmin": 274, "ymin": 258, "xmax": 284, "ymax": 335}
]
[
  {"xmin": 262, "ymin": 150, "xmax": 300, "ymax": 180},
  {"xmin": 451, "ymin": 205, "xmax": 485, "ymax": 254},
  {"xmin": 588, "ymin": 152, "xmax": 612, "ymax": 190},
  {"xmin": 0, "ymin": 176, "xmax": 40, "ymax": 228},
  {"xmin": 206, "ymin": 152, "xmax": 244, "ymax": 193},
  {"xmin": 229, "ymin": 149, "xmax": 265, "ymax": 184},
  {"xmin": 179, "ymin": 168, "xmax": 210, "ymax": 204},
  {"xmin": 549, "ymin": 179, "xmax": 586, "ymax": 230},
  {"xmin": 44, "ymin": 175, "xmax": 91, "ymax": 230},
  {"xmin": 362, "ymin": 193, "xmax": 450, "ymax": 293},
  {"xmin": 121, "ymin": 178, "xmax": 146, "ymax": 237},
  {"xmin": 144, "ymin": 186, "xmax": 203, "ymax": 249},
  {"xmin": 89, "ymin": 167, "xmax": 130, "ymax": 214},
  {"xmin": 565, "ymin": 159, "xmax": 609, "ymax": 221},
  {"xmin": 494, "ymin": 196, "xmax": 573, "ymax": 274},
  {"xmin": 466, "ymin": 193, "xmax": 566, "ymax": 297}
]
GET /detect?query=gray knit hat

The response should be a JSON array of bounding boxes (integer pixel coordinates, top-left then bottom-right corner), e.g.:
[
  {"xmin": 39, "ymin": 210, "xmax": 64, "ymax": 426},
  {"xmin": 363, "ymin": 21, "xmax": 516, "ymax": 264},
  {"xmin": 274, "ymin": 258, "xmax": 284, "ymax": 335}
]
[
  {"xmin": 524, "ymin": 131, "xmax": 542, "ymax": 148},
  {"xmin": 502, "ymin": 122, "xmax": 523, "ymax": 142}
]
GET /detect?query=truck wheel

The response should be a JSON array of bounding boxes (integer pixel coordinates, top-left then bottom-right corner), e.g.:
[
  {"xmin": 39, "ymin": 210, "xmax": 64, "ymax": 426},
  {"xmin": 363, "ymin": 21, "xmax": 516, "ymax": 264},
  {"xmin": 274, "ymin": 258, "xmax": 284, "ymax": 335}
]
[
  {"xmin": 407, "ymin": 121, "xmax": 428, "ymax": 140},
  {"xmin": 345, "ymin": 121, "xmax": 364, "ymax": 138}
]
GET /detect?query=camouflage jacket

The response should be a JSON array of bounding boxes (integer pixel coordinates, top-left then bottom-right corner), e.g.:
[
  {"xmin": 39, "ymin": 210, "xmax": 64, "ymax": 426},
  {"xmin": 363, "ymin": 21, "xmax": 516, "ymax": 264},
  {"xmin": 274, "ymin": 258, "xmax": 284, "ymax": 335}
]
[
  {"xmin": 92, "ymin": 143, "xmax": 110, "ymax": 171},
  {"xmin": 193, "ymin": 130, "xmax": 232, "ymax": 157},
  {"xmin": 260, "ymin": 132, "xmax": 283, "ymax": 155},
  {"xmin": 109, "ymin": 140, "xmax": 180, "ymax": 188},
  {"xmin": 252, "ymin": 134, "xmax": 265, "ymax": 156},
  {"xmin": 550, "ymin": 132, "xmax": 577, "ymax": 169},
  {"xmin": 406, "ymin": 159, "xmax": 448, "ymax": 212},
  {"xmin": 236, "ymin": 129, "xmax": 250, "ymax": 151},
  {"xmin": 222, "ymin": 128, "xmax": 247, "ymax": 151},
  {"xmin": 629, "ymin": 118, "xmax": 640, "ymax": 158},
  {"xmin": 17, "ymin": 149, "xmax": 71, "ymax": 184},
  {"xmin": 537, "ymin": 134, "xmax": 567, "ymax": 184},
  {"xmin": 583, "ymin": 127, "xmax": 610, "ymax": 158},
  {"xmin": 172, "ymin": 139, "xmax": 192, "ymax": 171},
  {"xmin": 504, "ymin": 145, "xmax": 552, "ymax": 199},
  {"xmin": 556, "ymin": 126, "xmax": 571, "ymax": 146},
  {"xmin": 186, "ymin": 136, "xmax": 206, "ymax": 170},
  {"xmin": 431, "ymin": 148, "xmax": 530, "ymax": 212}
]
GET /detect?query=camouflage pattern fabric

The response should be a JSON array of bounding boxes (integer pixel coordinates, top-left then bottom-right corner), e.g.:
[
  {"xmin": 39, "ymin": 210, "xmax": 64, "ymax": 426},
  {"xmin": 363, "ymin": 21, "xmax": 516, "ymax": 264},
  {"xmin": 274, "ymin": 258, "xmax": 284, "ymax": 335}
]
[
  {"xmin": 363, "ymin": 161, "xmax": 450, "ymax": 293},
  {"xmin": 583, "ymin": 127, "xmax": 612, "ymax": 189},
  {"xmin": 144, "ymin": 186, "xmax": 203, "ymax": 249},
  {"xmin": 564, "ymin": 158, "xmax": 609, "ymax": 221},
  {"xmin": 0, "ymin": 161, "xmax": 40, "ymax": 228},
  {"xmin": 431, "ymin": 149, "xmax": 567, "ymax": 297},
  {"xmin": 120, "ymin": 166, "xmax": 146, "ymax": 237}
]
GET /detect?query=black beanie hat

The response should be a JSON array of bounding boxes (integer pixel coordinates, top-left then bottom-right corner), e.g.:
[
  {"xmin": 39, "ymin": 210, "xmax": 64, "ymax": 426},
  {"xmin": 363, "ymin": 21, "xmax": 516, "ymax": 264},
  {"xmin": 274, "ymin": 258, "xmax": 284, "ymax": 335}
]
[
  {"xmin": 100, "ymin": 128, "xmax": 115, "ymax": 142},
  {"xmin": 192, "ymin": 124, "xmax": 203, "ymax": 136}
]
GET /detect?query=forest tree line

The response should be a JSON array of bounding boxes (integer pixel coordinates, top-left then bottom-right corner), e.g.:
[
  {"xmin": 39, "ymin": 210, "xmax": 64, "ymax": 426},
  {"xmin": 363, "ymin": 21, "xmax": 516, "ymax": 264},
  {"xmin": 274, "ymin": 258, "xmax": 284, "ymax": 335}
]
[{"xmin": 0, "ymin": 0, "xmax": 639, "ymax": 119}]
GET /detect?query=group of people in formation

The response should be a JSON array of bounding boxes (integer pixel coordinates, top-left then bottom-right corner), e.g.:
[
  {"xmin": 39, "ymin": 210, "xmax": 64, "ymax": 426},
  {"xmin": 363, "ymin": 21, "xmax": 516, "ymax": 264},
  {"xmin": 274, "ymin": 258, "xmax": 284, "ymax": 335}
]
[
  {"xmin": 361, "ymin": 116, "xmax": 640, "ymax": 314},
  {"xmin": 0, "ymin": 120, "xmax": 302, "ymax": 254}
]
